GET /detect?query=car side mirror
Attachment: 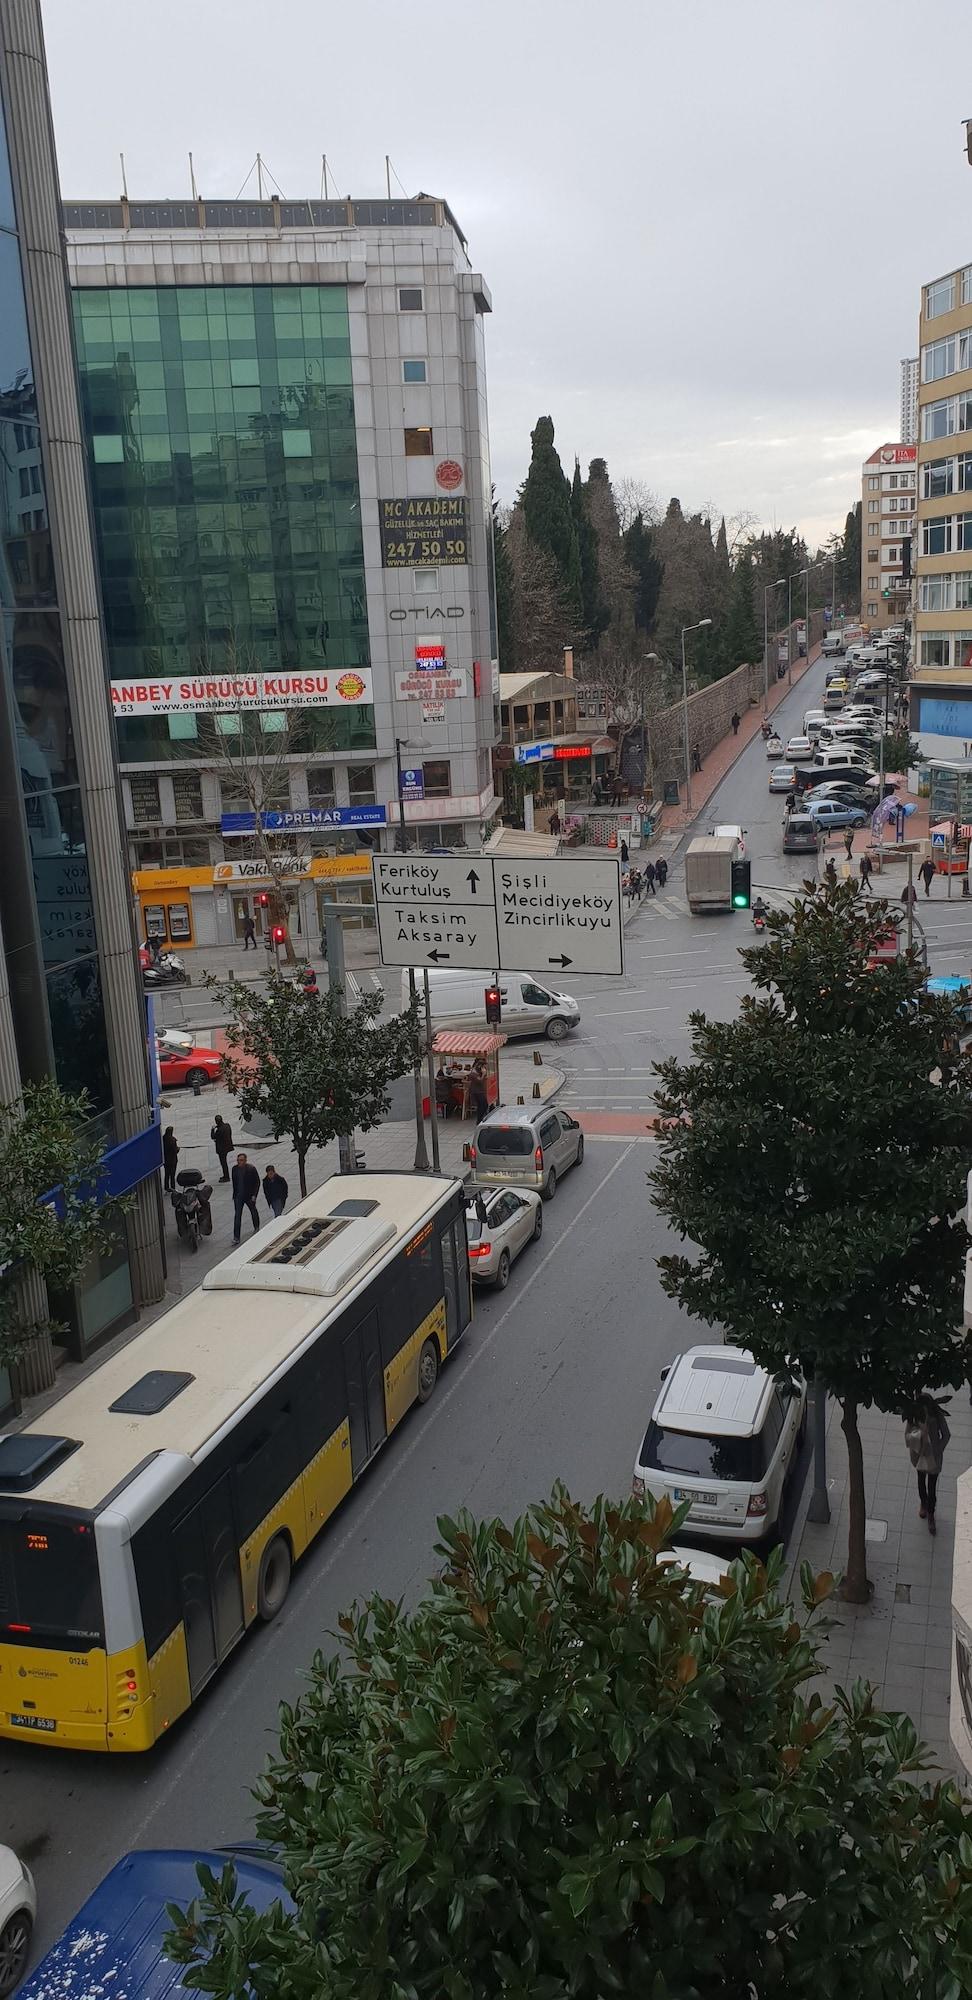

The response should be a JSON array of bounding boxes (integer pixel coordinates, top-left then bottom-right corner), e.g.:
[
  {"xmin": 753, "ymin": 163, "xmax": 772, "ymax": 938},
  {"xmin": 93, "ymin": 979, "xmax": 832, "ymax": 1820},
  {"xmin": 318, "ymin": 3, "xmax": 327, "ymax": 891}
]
[{"xmin": 660, "ymin": 1366, "xmax": 670, "ymax": 1381}]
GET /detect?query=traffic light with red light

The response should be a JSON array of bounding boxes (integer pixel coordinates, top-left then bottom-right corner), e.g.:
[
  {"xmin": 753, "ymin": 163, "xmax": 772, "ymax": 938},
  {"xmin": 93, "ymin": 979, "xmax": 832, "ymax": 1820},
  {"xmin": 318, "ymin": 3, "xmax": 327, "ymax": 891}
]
[
  {"xmin": 484, "ymin": 984, "xmax": 502, "ymax": 1025},
  {"xmin": 257, "ymin": 892, "xmax": 269, "ymax": 908},
  {"xmin": 272, "ymin": 924, "xmax": 287, "ymax": 945}
]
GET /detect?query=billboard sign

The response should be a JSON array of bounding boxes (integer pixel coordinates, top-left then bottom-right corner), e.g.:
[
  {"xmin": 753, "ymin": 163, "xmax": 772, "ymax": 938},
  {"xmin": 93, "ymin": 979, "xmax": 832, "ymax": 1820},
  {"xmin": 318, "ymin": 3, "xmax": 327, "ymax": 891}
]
[
  {"xmin": 379, "ymin": 496, "xmax": 468, "ymax": 568},
  {"xmin": 110, "ymin": 671, "xmax": 373, "ymax": 716}
]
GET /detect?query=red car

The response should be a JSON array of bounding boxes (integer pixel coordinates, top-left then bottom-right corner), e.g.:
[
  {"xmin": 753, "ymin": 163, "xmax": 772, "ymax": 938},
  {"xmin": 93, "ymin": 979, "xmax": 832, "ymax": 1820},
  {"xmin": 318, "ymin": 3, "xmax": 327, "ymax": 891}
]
[{"xmin": 157, "ymin": 1043, "xmax": 222, "ymax": 1090}]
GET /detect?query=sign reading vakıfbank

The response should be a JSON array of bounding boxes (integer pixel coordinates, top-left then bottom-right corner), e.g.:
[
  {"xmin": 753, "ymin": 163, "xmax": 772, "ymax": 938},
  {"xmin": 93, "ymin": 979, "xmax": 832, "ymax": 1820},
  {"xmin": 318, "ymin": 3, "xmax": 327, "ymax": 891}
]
[{"xmin": 110, "ymin": 670, "xmax": 374, "ymax": 716}]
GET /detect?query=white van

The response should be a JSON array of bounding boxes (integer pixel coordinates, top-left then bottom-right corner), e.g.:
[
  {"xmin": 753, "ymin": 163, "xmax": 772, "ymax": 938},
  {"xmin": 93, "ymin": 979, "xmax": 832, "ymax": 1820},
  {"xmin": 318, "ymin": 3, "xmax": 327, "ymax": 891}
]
[
  {"xmin": 803, "ymin": 709, "xmax": 827, "ymax": 740},
  {"xmin": 401, "ymin": 967, "xmax": 580, "ymax": 1042},
  {"xmin": 820, "ymin": 633, "xmax": 844, "ymax": 657},
  {"xmin": 812, "ymin": 745, "xmax": 873, "ymax": 773}
]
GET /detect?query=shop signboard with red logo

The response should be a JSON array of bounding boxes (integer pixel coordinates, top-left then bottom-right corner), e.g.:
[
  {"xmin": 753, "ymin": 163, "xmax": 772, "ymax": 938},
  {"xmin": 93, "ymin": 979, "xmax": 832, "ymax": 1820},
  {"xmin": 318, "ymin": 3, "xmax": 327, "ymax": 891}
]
[
  {"xmin": 435, "ymin": 459, "xmax": 464, "ymax": 491},
  {"xmin": 110, "ymin": 670, "xmax": 373, "ymax": 715}
]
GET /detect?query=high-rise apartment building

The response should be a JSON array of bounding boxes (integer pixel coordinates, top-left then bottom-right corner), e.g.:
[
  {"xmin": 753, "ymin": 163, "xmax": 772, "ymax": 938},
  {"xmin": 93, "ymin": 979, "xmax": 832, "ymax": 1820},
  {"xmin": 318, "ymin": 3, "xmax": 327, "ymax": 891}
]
[
  {"xmin": 900, "ymin": 356, "xmax": 919, "ymax": 446},
  {"xmin": 63, "ymin": 197, "xmax": 499, "ymax": 951},
  {"xmin": 910, "ymin": 261, "xmax": 972, "ymax": 745},
  {"xmin": 0, "ymin": 0, "xmax": 164, "ymax": 1418},
  {"xmin": 860, "ymin": 443, "xmax": 916, "ymax": 631}
]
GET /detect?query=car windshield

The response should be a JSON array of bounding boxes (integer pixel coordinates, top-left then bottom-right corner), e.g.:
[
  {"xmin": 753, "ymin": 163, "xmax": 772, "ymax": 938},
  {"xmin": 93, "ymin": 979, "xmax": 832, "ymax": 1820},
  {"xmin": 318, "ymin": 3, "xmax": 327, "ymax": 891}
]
[
  {"xmin": 640, "ymin": 1421, "xmax": 766, "ymax": 1483},
  {"xmin": 476, "ymin": 1126, "xmax": 534, "ymax": 1156}
]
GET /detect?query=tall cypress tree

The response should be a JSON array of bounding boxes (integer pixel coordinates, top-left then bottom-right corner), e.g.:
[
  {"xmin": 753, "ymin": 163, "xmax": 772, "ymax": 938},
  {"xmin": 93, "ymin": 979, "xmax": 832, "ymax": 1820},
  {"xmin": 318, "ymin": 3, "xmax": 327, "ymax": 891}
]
[
  {"xmin": 623, "ymin": 511, "xmax": 663, "ymax": 633},
  {"xmin": 721, "ymin": 550, "xmax": 761, "ymax": 671},
  {"xmin": 570, "ymin": 458, "xmax": 607, "ymax": 644},
  {"xmin": 839, "ymin": 502, "xmax": 862, "ymax": 610},
  {"xmin": 491, "ymin": 489, "xmax": 515, "ymax": 670},
  {"xmin": 519, "ymin": 416, "xmax": 581, "ymax": 617}
]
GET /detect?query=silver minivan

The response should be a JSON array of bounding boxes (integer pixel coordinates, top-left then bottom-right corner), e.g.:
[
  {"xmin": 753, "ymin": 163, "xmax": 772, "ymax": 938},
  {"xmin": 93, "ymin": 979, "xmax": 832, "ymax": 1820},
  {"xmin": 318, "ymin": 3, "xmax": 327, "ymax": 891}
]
[{"xmin": 469, "ymin": 1103, "xmax": 584, "ymax": 1199}]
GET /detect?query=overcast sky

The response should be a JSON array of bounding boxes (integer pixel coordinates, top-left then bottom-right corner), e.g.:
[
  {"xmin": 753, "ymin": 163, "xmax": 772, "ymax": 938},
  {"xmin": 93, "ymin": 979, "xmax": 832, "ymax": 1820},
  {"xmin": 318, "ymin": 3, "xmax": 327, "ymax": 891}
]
[{"xmin": 43, "ymin": 0, "xmax": 972, "ymax": 549}]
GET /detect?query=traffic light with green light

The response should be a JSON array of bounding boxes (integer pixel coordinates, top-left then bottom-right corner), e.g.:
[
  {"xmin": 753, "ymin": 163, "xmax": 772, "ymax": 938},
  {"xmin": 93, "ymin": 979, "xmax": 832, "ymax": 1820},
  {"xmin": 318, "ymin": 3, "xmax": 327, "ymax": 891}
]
[{"xmin": 731, "ymin": 859, "xmax": 751, "ymax": 909}]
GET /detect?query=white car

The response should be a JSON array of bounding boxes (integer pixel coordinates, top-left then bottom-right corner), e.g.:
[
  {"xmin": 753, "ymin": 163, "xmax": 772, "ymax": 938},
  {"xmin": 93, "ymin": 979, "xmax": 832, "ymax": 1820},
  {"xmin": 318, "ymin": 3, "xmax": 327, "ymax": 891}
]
[
  {"xmin": 785, "ymin": 735, "xmax": 812, "ymax": 761},
  {"xmin": 632, "ymin": 1345, "xmax": 807, "ymax": 1545},
  {"xmin": 0, "ymin": 1848, "xmax": 36, "ymax": 1998},
  {"xmin": 464, "ymin": 1183, "xmax": 542, "ymax": 1287},
  {"xmin": 660, "ymin": 1545, "xmax": 731, "ymax": 1588},
  {"xmin": 711, "ymin": 823, "xmax": 746, "ymax": 855},
  {"xmin": 768, "ymin": 763, "xmax": 796, "ymax": 793}
]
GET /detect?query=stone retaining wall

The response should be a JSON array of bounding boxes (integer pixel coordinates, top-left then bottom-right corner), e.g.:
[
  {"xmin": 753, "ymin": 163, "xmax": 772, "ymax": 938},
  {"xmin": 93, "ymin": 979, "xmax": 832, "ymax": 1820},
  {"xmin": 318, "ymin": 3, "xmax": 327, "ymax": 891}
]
[{"xmin": 649, "ymin": 612, "xmax": 825, "ymax": 790}]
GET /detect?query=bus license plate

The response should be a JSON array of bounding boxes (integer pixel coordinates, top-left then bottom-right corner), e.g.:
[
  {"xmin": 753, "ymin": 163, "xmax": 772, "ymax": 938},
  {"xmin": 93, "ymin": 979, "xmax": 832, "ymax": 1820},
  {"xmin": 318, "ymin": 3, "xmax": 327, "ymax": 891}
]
[
  {"xmin": 673, "ymin": 1489, "xmax": 718, "ymax": 1508},
  {"xmin": 10, "ymin": 1713, "xmax": 56, "ymax": 1732}
]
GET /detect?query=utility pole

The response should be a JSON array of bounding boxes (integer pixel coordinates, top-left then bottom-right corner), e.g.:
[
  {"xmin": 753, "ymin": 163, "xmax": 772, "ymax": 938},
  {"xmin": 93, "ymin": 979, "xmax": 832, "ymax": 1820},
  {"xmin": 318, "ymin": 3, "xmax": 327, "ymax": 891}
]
[
  {"xmin": 396, "ymin": 735, "xmax": 431, "ymax": 1172},
  {"xmin": 321, "ymin": 893, "xmax": 356, "ymax": 1174},
  {"xmin": 906, "ymin": 849, "xmax": 915, "ymax": 952}
]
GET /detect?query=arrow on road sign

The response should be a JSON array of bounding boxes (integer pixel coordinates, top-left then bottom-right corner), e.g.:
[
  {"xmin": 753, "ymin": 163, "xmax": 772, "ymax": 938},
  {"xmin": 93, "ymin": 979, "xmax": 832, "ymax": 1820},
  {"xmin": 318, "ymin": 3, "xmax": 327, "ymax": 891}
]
[
  {"xmin": 428, "ymin": 949, "xmax": 450, "ymax": 963},
  {"xmin": 466, "ymin": 869, "xmax": 480, "ymax": 893},
  {"xmin": 548, "ymin": 955, "xmax": 572, "ymax": 968}
]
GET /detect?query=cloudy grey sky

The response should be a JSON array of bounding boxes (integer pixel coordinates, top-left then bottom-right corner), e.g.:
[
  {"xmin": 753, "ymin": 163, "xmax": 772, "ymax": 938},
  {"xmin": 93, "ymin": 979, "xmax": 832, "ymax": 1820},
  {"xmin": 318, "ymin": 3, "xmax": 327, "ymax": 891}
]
[{"xmin": 43, "ymin": 0, "xmax": 972, "ymax": 548}]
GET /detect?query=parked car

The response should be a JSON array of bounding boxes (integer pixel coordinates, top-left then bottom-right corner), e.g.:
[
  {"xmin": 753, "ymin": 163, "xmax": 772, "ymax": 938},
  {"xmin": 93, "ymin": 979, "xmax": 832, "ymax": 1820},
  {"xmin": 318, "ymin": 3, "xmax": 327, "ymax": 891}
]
[
  {"xmin": 802, "ymin": 783, "xmax": 880, "ymax": 812},
  {"xmin": 785, "ymin": 735, "xmax": 812, "ymax": 761},
  {"xmin": 803, "ymin": 799, "xmax": 869, "ymax": 831},
  {"xmin": 0, "ymin": 1847, "xmax": 36, "ymax": 1999},
  {"xmin": 468, "ymin": 1103, "xmax": 584, "ymax": 1200},
  {"xmin": 768, "ymin": 763, "xmax": 797, "ymax": 793},
  {"xmin": 156, "ymin": 1040, "xmax": 222, "ymax": 1089},
  {"xmin": 632, "ymin": 1345, "xmax": 806, "ymax": 1546},
  {"xmin": 464, "ymin": 1183, "xmax": 542, "ymax": 1287},
  {"xmin": 782, "ymin": 813, "xmax": 821, "ymax": 855}
]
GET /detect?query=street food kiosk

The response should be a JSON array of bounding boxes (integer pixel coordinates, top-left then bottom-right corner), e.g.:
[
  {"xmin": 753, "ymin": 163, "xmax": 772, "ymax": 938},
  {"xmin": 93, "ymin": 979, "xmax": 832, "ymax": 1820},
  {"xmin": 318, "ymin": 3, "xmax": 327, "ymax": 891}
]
[{"xmin": 430, "ymin": 1030, "xmax": 506, "ymax": 1120}]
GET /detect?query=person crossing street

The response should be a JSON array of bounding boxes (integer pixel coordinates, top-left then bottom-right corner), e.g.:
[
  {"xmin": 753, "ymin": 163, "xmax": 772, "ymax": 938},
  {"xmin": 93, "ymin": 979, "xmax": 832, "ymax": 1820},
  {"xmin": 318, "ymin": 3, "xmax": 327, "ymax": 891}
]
[
  {"xmin": 859, "ymin": 852, "xmax": 873, "ymax": 892},
  {"xmin": 919, "ymin": 857, "xmax": 936, "ymax": 898},
  {"xmin": 643, "ymin": 860, "xmax": 656, "ymax": 896}
]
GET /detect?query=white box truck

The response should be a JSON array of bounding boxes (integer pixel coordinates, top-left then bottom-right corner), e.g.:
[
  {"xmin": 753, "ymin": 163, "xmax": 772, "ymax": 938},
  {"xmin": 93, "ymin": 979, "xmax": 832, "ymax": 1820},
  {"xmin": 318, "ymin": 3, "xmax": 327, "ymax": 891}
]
[{"xmin": 684, "ymin": 835, "xmax": 736, "ymax": 913}]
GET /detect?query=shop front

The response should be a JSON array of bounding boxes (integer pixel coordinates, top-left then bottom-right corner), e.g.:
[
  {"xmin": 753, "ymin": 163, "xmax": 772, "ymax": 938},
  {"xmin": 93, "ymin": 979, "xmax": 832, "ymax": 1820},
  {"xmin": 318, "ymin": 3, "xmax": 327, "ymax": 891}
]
[{"xmin": 133, "ymin": 856, "xmax": 375, "ymax": 951}]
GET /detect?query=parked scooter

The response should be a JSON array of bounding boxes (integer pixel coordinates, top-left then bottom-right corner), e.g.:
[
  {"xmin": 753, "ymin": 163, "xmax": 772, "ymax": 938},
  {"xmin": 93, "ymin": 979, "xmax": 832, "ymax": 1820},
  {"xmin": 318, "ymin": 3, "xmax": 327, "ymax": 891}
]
[{"xmin": 171, "ymin": 1168, "xmax": 213, "ymax": 1252}]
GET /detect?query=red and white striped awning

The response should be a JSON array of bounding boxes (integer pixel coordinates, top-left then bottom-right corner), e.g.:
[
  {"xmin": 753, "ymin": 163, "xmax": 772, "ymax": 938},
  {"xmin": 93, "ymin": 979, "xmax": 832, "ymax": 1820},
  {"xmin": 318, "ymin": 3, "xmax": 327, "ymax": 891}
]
[{"xmin": 432, "ymin": 1030, "xmax": 507, "ymax": 1055}]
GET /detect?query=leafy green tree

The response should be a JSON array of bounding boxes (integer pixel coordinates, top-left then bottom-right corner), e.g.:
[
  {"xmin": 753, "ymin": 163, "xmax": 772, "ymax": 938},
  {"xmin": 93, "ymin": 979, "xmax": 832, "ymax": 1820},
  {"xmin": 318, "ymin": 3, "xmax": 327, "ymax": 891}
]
[
  {"xmin": 492, "ymin": 489, "xmax": 515, "ymax": 670},
  {"xmin": 623, "ymin": 509, "xmax": 663, "ymax": 633},
  {"xmin": 651, "ymin": 883, "xmax": 972, "ymax": 1603},
  {"xmin": 0, "ymin": 1080, "xmax": 125, "ymax": 1374},
  {"xmin": 519, "ymin": 415, "xmax": 581, "ymax": 616},
  {"xmin": 880, "ymin": 723, "xmax": 919, "ymax": 774},
  {"xmin": 208, "ymin": 972, "xmax": 421, "ymax": 1196},
  {"xmin": 570, "ymin": 457, "xmax": 608, "ymax": 645},
  {"xmin": 720, "ymin": 549, "xmax": 761, "ymax": 670},
  {"xmin": 167, "ymin": 1490, "xmax": 972, "ymax": 1999}
]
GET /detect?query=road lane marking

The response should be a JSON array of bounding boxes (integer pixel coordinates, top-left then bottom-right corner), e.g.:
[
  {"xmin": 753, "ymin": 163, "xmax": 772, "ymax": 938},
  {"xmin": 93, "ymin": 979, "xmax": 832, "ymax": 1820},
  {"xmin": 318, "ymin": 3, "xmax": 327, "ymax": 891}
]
[{"xmin": 120, "ymin": 1142, "xmax": 637, "ymax": 1847}]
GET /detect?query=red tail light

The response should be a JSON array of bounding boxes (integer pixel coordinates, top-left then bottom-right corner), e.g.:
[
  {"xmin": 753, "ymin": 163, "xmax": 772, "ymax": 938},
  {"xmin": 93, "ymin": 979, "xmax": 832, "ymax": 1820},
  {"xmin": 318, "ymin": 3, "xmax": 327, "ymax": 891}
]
[
  {"xmin": 469, "ymin": 1242, "xmax": 491, "ymax": 1258},
  {"xmin": 468, "ymin": 1145, "xmax": 477, "ymax": 1171},
  {"xmin": 746, "ymin": 1491, "xmax": 768, "ymax": 1517},
  {"xmin": 534, "ymin": 1145, "xmax": 543, "ymax": 1170}
]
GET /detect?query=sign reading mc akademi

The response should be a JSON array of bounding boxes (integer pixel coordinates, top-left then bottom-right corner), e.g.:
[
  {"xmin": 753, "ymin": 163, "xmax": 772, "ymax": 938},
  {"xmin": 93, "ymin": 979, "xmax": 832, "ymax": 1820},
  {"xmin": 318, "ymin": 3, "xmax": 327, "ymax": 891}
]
[
  {"xmin": 379, "ymin": 497, "xmax": 468, "ymax": 568},
  {"xmin": 371, "ymin": 855, "xmax": 623, "ymax": 977}
]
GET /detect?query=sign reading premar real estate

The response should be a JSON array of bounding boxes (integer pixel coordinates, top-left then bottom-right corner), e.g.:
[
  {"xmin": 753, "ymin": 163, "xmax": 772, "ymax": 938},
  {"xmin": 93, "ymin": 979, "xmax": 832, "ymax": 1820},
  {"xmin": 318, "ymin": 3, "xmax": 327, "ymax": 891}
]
[{"xmin": 371, "ymin": 855, "xmax": 623, "ymax": 977}]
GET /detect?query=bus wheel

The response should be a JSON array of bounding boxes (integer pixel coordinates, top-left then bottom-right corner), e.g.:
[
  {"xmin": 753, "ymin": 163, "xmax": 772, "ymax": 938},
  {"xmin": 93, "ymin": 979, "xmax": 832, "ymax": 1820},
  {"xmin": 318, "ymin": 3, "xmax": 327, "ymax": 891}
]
[
  {"xmin": 257, "ymin": 1534, "xmax": 292, "ymax": 1621},
  {"xmin": 417, "ymin": 1338, "xmax": 439, "ymax": 1404}
]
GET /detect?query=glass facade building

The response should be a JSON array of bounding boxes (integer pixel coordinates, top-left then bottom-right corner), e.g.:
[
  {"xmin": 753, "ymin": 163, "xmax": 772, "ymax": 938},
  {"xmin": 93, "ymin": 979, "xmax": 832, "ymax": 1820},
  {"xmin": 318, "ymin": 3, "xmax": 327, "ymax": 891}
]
[
  {"xmin": 72, "ymin": 284, "xmax": 374, "ymax": 765},
  {"xmin": 0, "ymin": 11, "xmax": 164, "ymax": 1419}
]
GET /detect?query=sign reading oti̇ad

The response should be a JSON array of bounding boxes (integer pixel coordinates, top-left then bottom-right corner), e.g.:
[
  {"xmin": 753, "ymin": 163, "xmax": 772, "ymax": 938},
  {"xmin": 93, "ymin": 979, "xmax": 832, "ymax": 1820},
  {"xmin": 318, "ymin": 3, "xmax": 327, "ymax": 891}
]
[{"xmin": 110, "ymin": 671, "xmax": 374, "ymax": 717}]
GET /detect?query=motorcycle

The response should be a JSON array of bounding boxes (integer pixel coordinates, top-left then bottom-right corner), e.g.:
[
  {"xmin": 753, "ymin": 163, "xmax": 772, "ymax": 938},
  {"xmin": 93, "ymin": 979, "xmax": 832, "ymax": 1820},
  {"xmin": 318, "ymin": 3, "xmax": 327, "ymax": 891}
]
[
  {"xmin": 171, "ymin": 1168, "xmax": 213, "ymax": 1252},
  {"xmin": 751, "ymin": 904, "xmax": 768, "ymax": 932}
]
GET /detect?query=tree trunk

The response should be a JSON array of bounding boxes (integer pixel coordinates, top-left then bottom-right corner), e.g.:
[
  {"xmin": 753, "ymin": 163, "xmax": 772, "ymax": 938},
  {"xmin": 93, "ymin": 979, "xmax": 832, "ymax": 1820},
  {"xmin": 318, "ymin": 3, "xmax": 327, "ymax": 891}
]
[
  {"xmin": 297, "ymin": 1148, "xmax": 308, "ymax": 1199},
  {"xmin": 840, "ymin": 1397, "xmax": 871, "ymax": 1602}
]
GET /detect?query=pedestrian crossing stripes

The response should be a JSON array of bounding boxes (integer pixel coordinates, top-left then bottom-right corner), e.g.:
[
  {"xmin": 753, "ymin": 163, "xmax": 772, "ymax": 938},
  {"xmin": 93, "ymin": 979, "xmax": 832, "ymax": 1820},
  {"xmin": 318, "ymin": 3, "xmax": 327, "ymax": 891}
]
[{"xmin": 629, "ymin": 893, "xmax": 688, "ymax": 921}]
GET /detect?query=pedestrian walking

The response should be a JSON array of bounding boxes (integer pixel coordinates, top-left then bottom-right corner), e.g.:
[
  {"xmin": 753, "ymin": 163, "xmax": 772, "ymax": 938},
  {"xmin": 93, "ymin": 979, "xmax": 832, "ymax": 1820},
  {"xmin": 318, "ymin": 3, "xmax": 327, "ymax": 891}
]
[
  {"xmin": 162, "ymin": 1125, "xmax": 179, "ymax": 1194},
  {"xmin": 843, "ymin": 827, "xmax": 854, "ymax": 860},
  {"xmin": 904, "ymin": 1397, "xmax": 951, "ymax": 1536},
  {"xmin": 824, "ymin": 857, "xmax": 837, "ymax": 887},
  {"xmin": 620, "ymin": 838, "xmax": 629, "ymax": 868},
  {"xmin": 242, "ymin": 913, "xmax": 256, "ymax": 950},
  {"xmin": 901, "ymin": 882, "xmax": 918, "ymax": 910},
  {"xmin": 859, "ymin": 852, "xmax": 873, "ymax": 891},
  {"xmin": 231, "ymin": 1153, "xmax": 261, "ymax": 1243},
  {"xmin": 655, "ymin": 856, "xmax": 668, "ymax": 889},
  {"xmin": 644, "ymin": 859, "xmax": 657, "ymax": 896},
  {"xmin": 211, "ymin": 1113, "xmax": 233, "ymax": 1182},
  {"xmin": 548, "ymin": 808, "xmax": 561, "ymax": 836},
  {"xmin": 262, "ymin": 1164, "xmax": 289, "ymax": 1219},
  {"xmin": 919, "ymin": 857, "xmax": 936, "ymax": 898},
  {"xmin": 730, "ymin": 710, "xmax": 740, "ymax": 737},
  {"xmin": 626, "ymin": 869, "xmax": 640, "ymax": 905},
  {"xmin": 785, "ymin": 789, "xmax": 797, "ymax": 816},
  {"xmin": 691, "ymin": 745, "xmax": 702, "ymax": 774}
]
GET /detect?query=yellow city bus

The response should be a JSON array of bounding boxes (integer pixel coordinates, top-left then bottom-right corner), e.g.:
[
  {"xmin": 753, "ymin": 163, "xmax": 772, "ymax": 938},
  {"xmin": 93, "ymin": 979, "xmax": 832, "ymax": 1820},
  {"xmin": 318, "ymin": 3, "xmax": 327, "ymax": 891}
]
[{"xmin": 0, "ymin": 1173, "xmax": 471, "ymax": 1752}]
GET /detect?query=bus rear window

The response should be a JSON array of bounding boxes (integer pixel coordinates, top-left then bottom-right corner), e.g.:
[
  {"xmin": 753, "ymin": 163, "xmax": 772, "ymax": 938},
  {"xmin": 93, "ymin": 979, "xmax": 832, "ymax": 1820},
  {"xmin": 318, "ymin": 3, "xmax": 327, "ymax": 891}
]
[
  {"xmin": 0, "ymin": 1517, "xmax": 104, "ymax": 1644},
  {"xmin": 475, "ymin": 1126, "xmax": 534, "ymax": 1155}
]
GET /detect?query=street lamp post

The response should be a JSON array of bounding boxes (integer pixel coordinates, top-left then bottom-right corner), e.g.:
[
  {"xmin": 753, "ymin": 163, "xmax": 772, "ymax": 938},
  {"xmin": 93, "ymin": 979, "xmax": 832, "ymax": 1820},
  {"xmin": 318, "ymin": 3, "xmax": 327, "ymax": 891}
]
[
  {"xmin": 763, "ymin": 576, "xmax": 785, "ymax": 711},
  {"xmin": 395, "ymin": 735, "xmax": 433, "ymax": 1173},
  {"xmin": 681, "ymin": 619, "xmax": 712, "ymax": 810},
  {"xmin": 642, "ymin": 650, "xmax": 660, "ymax": 800}
]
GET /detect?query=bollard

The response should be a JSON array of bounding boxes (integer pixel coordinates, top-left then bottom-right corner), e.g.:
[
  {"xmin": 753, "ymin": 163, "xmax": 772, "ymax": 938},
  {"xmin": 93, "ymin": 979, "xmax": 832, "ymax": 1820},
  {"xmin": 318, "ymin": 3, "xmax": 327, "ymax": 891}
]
[
  {"xmin": 516, "ymin": 1094, "xmax": 525, "ymax": 1104},
  {"xmin": 533, "ymin": 1050, "xmax": 543, "ymax": 1065},
  {"xmin": 192, "ymin": 1078, "xmax": 201, "ymax": 1098},
  {"xmin": 532, "ymin": 1080, "xmax": 541, "ymax": 1098}
]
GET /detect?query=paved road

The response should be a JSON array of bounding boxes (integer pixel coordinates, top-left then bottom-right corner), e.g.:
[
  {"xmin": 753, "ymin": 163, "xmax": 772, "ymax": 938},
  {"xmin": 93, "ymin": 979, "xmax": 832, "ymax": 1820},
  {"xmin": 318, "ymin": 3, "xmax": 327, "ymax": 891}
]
[{"xmin": 3, "ymin": 673, "xmax": 829, "ymax": 1961}]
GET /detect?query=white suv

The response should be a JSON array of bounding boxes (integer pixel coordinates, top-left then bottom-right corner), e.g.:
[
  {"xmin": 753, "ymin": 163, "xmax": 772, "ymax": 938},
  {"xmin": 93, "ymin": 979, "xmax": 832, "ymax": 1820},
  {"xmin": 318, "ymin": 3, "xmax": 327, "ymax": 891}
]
[{"xmin": 632, "ymin": 1346, "xmax": 806, "ymax": 1545}]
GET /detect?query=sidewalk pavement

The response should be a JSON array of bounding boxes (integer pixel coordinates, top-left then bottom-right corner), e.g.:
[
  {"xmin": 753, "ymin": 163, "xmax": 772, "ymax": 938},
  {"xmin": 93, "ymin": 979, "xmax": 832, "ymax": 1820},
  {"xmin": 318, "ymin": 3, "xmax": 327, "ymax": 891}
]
[
  {"xmin": 658, "ymin": 646, "xmax": 820, "ymax": 839},
  {"xmin": 789, "ymin": 1393, "xmax": 970, "ymax": 1782}
]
